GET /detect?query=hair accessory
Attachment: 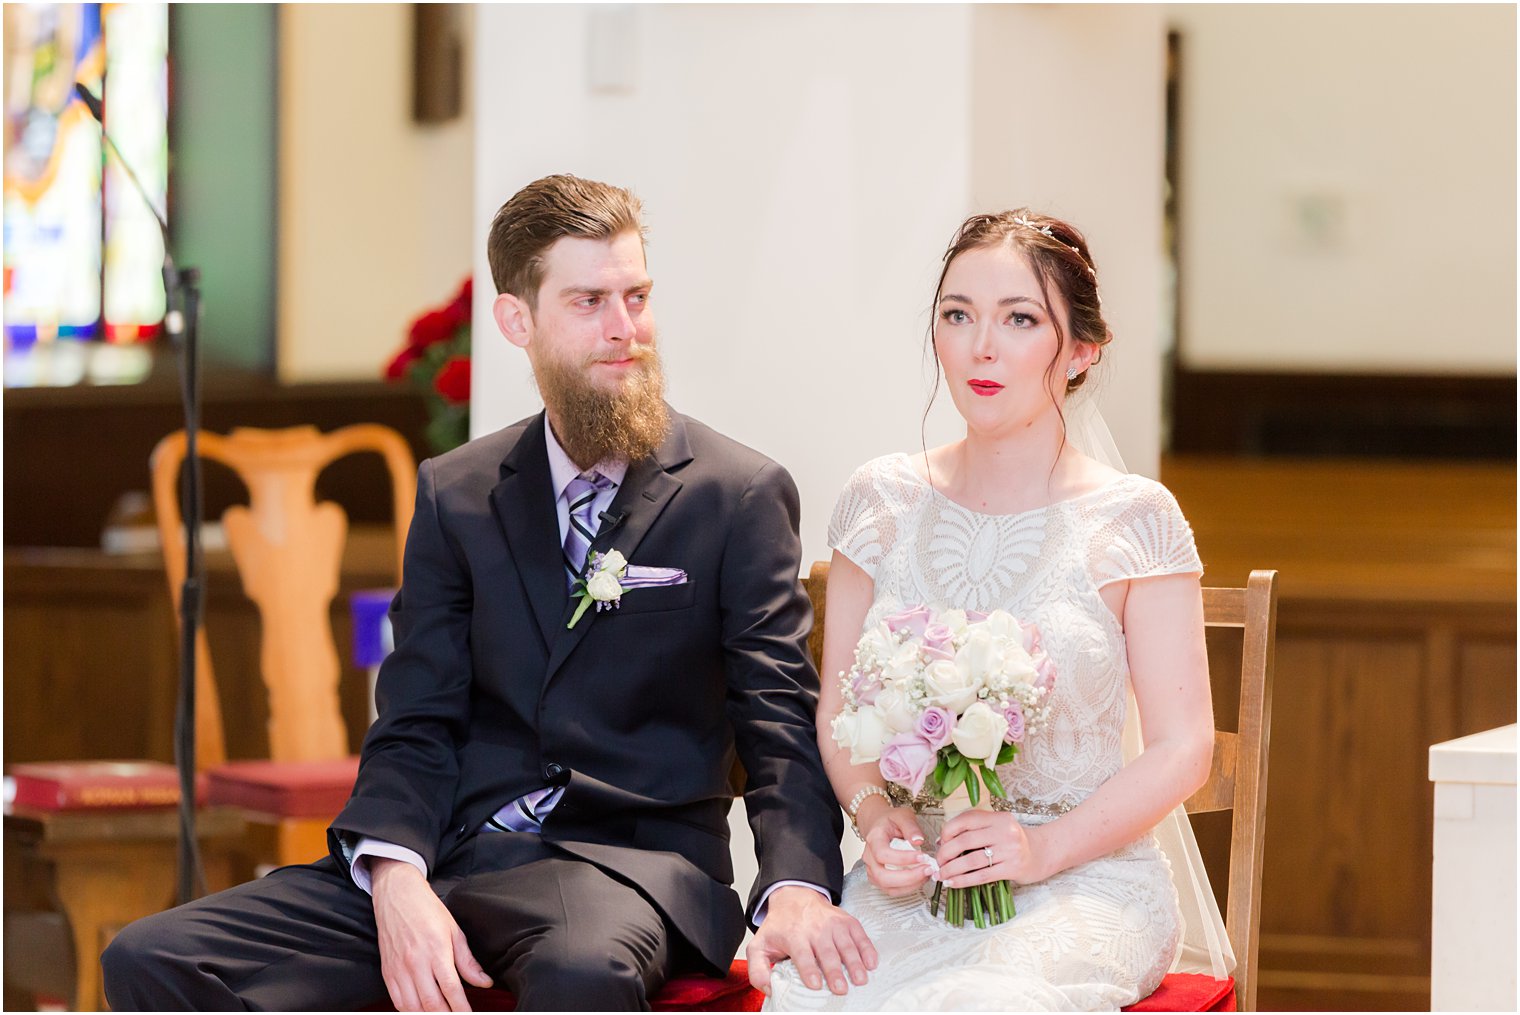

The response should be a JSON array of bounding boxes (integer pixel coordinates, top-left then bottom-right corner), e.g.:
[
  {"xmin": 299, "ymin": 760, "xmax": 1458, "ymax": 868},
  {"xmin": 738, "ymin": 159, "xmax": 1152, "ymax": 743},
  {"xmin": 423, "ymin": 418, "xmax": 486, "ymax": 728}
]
[
  {"xmin": 1012, "ymin": 214, "xmax": 1097, "ymax": 281},
  {"xmin": 1011, "ymin": 214, "xmax": 1055, "ymax": 239},
  {"xmin": 1066, "ymin": 366, "xmax": 1079, "ymax": 381}
]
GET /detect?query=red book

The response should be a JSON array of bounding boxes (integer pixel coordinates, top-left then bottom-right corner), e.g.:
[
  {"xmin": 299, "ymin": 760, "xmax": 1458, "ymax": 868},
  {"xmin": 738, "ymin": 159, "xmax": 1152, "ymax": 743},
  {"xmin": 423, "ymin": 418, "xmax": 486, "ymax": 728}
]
[
  {"xmin": 206, "ymin": 757, "xmax": 360, "ymax": 818},
  {"xmin": 7, "ymin": 761, "xmax": 206, "ymax": 811}
]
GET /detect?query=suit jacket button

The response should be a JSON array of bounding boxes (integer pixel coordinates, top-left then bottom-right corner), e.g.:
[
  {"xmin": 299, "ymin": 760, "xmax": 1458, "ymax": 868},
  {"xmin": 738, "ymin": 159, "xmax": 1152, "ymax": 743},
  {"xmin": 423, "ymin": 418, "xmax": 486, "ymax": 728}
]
[{"xmin": 545, "ymin": 763, "xmax": 564, "ymax": 778}]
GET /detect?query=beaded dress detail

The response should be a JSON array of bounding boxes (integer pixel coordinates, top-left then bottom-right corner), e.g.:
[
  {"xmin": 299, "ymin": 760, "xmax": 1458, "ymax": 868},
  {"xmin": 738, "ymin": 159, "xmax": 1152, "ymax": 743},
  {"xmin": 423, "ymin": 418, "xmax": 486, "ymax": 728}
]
[{"xmin": 765, "ymin": 453, "xmax": 1204, "ymax": 1012}]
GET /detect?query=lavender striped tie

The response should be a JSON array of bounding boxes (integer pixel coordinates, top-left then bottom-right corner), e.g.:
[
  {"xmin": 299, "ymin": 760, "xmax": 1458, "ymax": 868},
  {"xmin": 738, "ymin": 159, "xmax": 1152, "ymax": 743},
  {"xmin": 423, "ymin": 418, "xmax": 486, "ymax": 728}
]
[{"xmin": 563, "ymin": 470, "xmax": 615, "ymax": 590}]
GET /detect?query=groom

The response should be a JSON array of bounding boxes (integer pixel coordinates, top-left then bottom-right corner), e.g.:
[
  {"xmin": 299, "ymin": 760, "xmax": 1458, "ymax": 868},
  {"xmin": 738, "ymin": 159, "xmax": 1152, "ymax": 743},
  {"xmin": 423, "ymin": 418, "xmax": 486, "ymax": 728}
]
[{"xmin": 102, "ymin": 174, "xmax": 872, "ymax": 1010}]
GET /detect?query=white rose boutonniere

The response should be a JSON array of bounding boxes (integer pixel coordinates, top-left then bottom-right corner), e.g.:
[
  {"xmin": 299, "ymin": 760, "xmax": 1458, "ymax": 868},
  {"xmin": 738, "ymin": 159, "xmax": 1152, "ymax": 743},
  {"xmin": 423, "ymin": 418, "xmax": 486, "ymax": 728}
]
[
  {"xmin": 569, "ymin": 550, "xmax": 628, "ymax": 629},
  {"xmin": 567, "ymin": 549, "xmax": 689, "ymax": 629}
]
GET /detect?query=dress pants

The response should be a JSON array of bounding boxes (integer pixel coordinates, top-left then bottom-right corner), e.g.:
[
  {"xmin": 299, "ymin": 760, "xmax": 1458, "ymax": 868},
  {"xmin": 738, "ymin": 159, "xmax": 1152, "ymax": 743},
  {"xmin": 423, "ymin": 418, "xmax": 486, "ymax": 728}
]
[{"xmin": 101, "ymin": 832, "xmax": 680, "ymax": 1012}]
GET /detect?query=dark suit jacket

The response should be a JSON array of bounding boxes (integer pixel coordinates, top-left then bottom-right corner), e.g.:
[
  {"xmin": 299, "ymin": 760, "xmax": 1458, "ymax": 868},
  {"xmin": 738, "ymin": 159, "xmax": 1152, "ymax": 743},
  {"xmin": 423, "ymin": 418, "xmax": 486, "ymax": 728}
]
[{"xmin": 329, "ymin": 410, "xmax": 843, "ymax": 971}]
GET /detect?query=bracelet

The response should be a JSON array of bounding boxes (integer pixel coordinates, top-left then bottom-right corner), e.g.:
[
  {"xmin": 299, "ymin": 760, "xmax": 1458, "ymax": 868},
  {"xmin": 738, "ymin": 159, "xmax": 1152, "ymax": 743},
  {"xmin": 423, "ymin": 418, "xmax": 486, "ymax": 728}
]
[{"xmin": 846, "ymin": 785, "xmax": 892, "ymax": 840}]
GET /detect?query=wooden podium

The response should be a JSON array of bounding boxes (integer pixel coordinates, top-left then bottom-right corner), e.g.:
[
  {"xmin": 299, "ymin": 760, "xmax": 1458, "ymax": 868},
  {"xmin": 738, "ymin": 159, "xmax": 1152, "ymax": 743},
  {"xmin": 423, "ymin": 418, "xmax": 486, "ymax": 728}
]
[{"xmin": 3, "ymin": 804, "xmax": 244, "ymax": 1012}]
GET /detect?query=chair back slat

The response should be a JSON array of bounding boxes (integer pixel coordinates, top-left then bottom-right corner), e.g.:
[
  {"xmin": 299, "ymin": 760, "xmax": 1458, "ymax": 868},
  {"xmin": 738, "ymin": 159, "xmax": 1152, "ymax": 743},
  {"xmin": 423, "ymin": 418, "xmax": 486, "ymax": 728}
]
[
  {"xmin": 1184, "ymin": 730, "xmax": 1239, "ymax": 813},
  {"xmin": 150, "ymin": 425, "xmax": 416, "ymax": 768},
  {"xmin": 1202, "ymin": 585, "xmax": 1248, "ymax": 627}
]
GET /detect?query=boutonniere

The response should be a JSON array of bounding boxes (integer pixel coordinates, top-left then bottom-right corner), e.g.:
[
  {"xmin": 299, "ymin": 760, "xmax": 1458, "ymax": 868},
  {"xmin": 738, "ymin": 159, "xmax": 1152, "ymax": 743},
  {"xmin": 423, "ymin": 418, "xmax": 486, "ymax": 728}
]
[
  {"xmin": 569, "ymin": 550, "xmax": 628, "ymax": 629},
  {"xmin": 568, "ymin": 551, "xmax": 690, "ymax": 629}
]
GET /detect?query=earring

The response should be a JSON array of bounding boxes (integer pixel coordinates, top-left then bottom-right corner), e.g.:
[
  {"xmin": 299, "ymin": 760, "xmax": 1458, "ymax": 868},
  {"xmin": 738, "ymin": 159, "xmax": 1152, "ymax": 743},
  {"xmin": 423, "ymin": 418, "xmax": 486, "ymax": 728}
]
[{"xmin": 1066, "ymin": 366, "xmax": 1079, "ymax": 381}]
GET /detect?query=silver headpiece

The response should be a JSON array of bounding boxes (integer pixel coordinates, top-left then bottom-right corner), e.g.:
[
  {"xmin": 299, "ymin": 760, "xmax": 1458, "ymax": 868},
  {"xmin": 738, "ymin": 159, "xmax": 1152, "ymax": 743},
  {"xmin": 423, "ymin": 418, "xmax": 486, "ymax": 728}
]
[{"xmin": 1011, "ymin": 213, "xmax": 1099, "ymax": 300}]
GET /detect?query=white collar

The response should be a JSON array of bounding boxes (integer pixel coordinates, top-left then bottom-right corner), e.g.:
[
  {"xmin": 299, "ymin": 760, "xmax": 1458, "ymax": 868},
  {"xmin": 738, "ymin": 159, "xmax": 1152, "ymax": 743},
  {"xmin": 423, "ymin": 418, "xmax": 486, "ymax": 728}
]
[{"xmin": 543, "ymin": 417, "xmax": 628, "ymax": 502}]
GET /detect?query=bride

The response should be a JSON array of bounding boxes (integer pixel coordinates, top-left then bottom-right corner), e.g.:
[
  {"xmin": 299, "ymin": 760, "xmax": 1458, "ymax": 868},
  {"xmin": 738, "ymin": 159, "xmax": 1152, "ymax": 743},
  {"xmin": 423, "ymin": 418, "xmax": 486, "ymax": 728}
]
[{"xmin": 765, "ymin": 210, "xmax": 1229, "ymax": 1010}]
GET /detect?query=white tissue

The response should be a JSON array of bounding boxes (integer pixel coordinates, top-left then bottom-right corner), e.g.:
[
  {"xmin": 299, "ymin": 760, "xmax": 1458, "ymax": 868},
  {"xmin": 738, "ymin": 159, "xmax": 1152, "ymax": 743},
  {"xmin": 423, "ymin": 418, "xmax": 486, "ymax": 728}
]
[{"xmin": 888, "ymin": 837, "xmax": 942, "ymax": 880}]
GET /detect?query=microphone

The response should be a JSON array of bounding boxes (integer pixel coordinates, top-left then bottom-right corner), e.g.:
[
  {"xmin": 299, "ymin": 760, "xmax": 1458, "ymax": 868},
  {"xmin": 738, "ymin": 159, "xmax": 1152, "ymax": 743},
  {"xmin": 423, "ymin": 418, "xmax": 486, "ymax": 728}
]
[
  {"xmin": 76, "ymin": 80, "xmax": 206, "ymax": 905},
  {"xmin": 597, "ymin": 509, "xmax": 628, "ymax": 534},
  {"xmin": 73, "ymin": 83, "xmax": 170, "ymax": 247}
]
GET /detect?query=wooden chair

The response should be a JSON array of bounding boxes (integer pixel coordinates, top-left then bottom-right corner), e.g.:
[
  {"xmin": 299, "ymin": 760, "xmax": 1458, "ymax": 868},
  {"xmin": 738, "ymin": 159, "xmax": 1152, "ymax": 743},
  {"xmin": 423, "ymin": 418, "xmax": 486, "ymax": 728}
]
[
  {"xmin": 150, "ymin": 424, "xmax": 415, "ymax": 878},
  {"xmin": 1178, "ymin": 569, "xmax": 1279, "ymax": 1012},
  {"xmin": 799, "ymin": 560, "xmax": 1279, "ymax": 1013}
]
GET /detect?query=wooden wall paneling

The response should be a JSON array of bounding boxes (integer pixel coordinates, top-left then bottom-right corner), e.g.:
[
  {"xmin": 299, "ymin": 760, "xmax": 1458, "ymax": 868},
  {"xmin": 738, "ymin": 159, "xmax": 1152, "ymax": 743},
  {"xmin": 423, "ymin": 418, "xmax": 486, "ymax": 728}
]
[
  {"xmin": 1456, "ymin": 634, "xmax": 1519, "ymax": 737},
  {"xmin": 3, "ymin": 380, "xmax": 431, "ymax": 549},
  {"xmin": 4, "ymin": 571, "xmax": 177, "ymax": 763},
  {"xmin": 1251, "ymin": 601, "xmax": 1517, "ymax": 1011},
  {"xmin": 4, "ymin": 532, "xmax": 393, "ymax": 767}
]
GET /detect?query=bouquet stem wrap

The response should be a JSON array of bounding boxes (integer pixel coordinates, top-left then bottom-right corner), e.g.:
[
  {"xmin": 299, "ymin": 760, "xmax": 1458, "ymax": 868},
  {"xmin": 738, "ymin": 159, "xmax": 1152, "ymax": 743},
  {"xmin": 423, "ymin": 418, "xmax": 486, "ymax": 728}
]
[{"xmin": 929, "ymin": 784, "xmax": 1016, "ymax": 928}]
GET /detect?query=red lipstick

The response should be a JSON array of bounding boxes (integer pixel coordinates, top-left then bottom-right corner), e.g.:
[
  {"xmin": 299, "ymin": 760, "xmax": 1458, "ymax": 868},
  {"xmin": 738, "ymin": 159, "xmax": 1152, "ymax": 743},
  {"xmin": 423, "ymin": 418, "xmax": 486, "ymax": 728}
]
[{"xmin": 968, "ymin": 379, "xmax": 1004, "ymax": 396}]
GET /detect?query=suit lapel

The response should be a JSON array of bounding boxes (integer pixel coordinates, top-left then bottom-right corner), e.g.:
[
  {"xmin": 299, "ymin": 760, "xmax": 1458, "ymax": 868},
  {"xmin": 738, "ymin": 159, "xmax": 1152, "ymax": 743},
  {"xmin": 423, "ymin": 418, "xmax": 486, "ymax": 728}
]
[
  {"xmin": 542, "ymin": 414, "xmax": 693, "ymax": 686},
  {"xmin": 488, "ymin": 413, "xmax": 565, "ymax": 650}
]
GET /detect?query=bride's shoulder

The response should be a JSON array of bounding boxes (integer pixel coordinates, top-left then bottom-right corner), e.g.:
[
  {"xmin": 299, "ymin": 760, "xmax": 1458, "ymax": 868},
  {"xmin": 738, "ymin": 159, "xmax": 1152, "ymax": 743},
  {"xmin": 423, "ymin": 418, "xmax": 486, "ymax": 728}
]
[
  {"xmin": 1089, "ymin": 470, "xmax": 1191, "ymax": 524},
  {"xmin": 839, "ymin": 451, "xmax": 924, "ymax": 493}
]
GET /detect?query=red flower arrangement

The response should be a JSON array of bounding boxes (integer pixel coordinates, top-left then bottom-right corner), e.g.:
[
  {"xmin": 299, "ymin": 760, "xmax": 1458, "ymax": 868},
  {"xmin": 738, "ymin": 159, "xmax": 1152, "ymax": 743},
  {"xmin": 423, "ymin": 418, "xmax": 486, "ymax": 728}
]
[{"xmin": 385, "ymin": 277, "xmax": 472, "ymax": 454}]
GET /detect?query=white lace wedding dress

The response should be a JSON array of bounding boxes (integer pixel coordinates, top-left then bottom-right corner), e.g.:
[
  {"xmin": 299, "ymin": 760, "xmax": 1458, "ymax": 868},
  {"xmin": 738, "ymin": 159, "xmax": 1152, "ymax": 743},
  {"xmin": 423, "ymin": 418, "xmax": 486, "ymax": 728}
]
[{"xmin": 766, "ymin": 453, "xmax": 1207, "ymax": 1012}]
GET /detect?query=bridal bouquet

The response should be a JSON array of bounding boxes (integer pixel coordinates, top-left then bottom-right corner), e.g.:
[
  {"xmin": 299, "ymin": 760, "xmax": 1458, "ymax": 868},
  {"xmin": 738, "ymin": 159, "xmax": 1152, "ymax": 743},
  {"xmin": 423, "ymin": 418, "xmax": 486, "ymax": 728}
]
[{"xmin": 831, "ymin": 604, "xmax": 1056, "ymax": 928}]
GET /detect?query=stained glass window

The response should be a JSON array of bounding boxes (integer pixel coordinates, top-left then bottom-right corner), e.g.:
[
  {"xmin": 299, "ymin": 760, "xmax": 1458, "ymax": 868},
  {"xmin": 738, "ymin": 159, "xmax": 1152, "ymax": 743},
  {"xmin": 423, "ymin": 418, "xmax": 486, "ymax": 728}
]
[{"xmin": 3, "ymin": 2, "xmax": 167, "ymax": 387}]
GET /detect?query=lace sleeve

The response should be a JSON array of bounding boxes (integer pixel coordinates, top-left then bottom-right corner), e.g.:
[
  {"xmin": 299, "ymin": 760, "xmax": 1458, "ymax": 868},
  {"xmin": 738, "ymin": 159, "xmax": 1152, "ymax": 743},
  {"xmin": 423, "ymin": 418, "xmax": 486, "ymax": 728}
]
[
  {"xmin": 827, "ymin": 459, "xmax": 893, "ymax": 579},
  {"xmin": 1090, "ymin": 478, "xmax": 1204, "ymax": 588}
]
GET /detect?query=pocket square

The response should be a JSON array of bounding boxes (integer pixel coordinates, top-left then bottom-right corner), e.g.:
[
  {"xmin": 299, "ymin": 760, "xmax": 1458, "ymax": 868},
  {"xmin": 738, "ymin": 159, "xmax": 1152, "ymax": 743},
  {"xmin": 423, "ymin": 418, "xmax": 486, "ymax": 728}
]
[{"xmin": 621, "ymin": 565, "xmax": 687, "ymax": 589}]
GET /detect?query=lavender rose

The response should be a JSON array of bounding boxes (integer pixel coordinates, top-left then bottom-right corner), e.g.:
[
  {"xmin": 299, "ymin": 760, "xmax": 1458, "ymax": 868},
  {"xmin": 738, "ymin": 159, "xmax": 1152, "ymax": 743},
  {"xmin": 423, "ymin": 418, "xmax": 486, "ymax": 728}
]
[
  {"xmin": 850, "ymin": 672, "xmax": 883, "ymax": 706},
  {"xmin": 884, "ymin": 604, "xmax": 933, "ymax": 639},
  {"xmin": 1034, "ymin": 652, "xmax": 1057, "ymax": 693},
  {"xmin": 916, "ymin": 706, "xmax": 956, "ymax": 750},
  {"xmin": 922, "ymin": 622, "xmax": 956, "ymax": 661},
  {"xmin": 1002, "ymin": 700, "xmax": 1026, "ymax": 743},
  {"xmin": 878, "ymin": 732, "xmax": 937, "ymax": 796}
]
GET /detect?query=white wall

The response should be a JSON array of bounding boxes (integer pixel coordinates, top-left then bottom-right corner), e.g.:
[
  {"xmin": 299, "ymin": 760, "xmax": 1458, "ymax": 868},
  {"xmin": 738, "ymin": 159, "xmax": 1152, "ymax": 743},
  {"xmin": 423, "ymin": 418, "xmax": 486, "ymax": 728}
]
[
  {"xmin": 1169, "ymin": 4, "xmax": 1516, "ymax": 375},
  {"xmin": 471, "ymin": 4, "xmax": 977, "ymax": 570},
  {"xmin": 278, "ymin": 5, "xmax": 475, "ymax": 382},
  {"xmin": 472, "ymin": 4, "xmax": 1168, "ymax": 566}
]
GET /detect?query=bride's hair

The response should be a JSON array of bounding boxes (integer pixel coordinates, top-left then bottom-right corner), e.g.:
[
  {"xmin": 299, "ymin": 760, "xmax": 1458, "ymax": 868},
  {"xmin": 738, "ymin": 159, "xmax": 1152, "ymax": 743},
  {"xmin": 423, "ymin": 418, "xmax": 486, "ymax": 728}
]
[{"xmin": 919, "ymin": 210, "xmax": 1116, "ymax": 483}]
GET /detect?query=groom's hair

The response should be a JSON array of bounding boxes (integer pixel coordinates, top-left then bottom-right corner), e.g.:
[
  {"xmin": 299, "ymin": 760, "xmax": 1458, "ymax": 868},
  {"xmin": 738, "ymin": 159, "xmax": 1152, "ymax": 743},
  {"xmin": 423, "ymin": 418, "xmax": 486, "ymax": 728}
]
[{"xmin": 487, "ymin": 175, "xmax": 646, "ymax": 310}]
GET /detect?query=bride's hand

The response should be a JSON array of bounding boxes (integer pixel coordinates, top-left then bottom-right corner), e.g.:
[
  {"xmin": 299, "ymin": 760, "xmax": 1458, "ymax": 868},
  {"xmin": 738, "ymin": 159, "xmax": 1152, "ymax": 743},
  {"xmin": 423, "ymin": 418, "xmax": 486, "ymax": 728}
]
[
  {"xmin": 935, "ymin": 811, "xmax": 1051, "ymax": 888},
  {"xmin": 859, "ymin": 802, "xmax": 934, "ymax": 897}
]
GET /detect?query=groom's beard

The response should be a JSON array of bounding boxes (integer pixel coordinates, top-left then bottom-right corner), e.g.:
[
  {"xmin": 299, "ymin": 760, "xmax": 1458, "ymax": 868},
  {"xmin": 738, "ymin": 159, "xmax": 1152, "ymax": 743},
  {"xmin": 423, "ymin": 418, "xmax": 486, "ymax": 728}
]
[{"xmin": 533, "ymin": 344, "xmax": 670, "ymax": 470}]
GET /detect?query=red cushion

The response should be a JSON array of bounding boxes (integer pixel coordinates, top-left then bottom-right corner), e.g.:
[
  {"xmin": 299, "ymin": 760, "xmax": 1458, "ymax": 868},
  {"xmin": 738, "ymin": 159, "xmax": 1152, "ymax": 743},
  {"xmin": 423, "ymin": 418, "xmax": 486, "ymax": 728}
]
[
  {"xmin": 372, "ymin": 963, "xmax": 1227, "ymax": 1012},
  {"xmin": 443, "ymin": 960, "xmax": 762, "ymax": 1013},
  {"xmin": 1123, "ymin": 973, "xmax": 1236, "ymax": 1012},
  {"xmin": 205, "ymin": 757, "xmax": 360, "ymax": 818}
]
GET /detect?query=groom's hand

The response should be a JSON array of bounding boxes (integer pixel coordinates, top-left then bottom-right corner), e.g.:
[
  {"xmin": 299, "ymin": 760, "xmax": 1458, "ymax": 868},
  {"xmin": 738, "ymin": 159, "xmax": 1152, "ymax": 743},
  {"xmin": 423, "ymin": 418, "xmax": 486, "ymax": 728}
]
[
  {"xmin": 746, "ymin": 886, "xmax": 877, "ymax": 996},
  {"xmin": 371, "ymin": 857, "xmax": 493, "ymax": 1011}
]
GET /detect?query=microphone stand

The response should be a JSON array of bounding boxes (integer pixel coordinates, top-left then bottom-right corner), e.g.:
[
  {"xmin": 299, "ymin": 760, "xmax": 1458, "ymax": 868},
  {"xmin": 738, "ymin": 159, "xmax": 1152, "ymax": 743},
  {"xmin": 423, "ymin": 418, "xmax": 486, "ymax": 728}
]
[{"xmin": 76, "ymin": 82, "xmax": 205, "ymax": 905}]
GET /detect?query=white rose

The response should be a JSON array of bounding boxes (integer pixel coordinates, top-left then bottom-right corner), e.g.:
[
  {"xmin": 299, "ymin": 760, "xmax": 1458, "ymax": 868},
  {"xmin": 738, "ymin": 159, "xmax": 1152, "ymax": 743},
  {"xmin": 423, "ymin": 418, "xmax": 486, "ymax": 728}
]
[
  {"xmin": 832, "ymin": 707, "xmax": 889, "ymax": 765},
  {"xmin": 875, "ymin": 684, "xmax": 917, "ymax": 733},
  {"xmin": 955, "ymin": 628, "xmax": 1000, "ymax": 683},
  {"xmin": 587, "ymin": 570, "xmax": 623, "ymax": 602},
  {"xmin": 855, "ymin": 623, "xmax": 896, "ymax": 667},
  {"xmin": 951, "ymin": 701, "xmax": 1009, "ymax": 763},
  {"xmin": 982, "ymin": 610, "xmax": 1021, "ymax": 642},
  {"xmin": 924, "ymin": 658, "xmax": 980, "ymax": 713},
  {"xmin": 1000, "ymin": 641, "xmax": 1038, "ymax": 685},
  {"xmin": 880, "ymin": 643, "xmax": 923, "ymax": 686},
  {"xmin": 940, "ymin": 609, "xmax": 970, "ymax": 638},
  {"xmin": 599, "ymin": 549, "xmax": 627, "ymax": 575}
]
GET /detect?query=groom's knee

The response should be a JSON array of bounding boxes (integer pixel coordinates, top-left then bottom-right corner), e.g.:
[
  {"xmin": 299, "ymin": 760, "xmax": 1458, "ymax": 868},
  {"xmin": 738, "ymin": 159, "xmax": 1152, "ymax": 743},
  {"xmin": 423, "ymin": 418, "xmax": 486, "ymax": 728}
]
[
  {"xmin": 101, "ymin": 909, "xmax": 200, "ymax": 1010},
  {"xmin": 510, "ymin": 933, "xmax": 652, "ymax": 1010}
]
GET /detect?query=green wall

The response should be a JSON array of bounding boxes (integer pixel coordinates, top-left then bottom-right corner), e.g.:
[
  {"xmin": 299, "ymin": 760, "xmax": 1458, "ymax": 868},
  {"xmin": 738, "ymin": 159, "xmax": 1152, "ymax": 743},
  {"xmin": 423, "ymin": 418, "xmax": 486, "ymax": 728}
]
[{"xmin": 168, "ymin": 4, "xmax": 276, "ymax": 373}]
